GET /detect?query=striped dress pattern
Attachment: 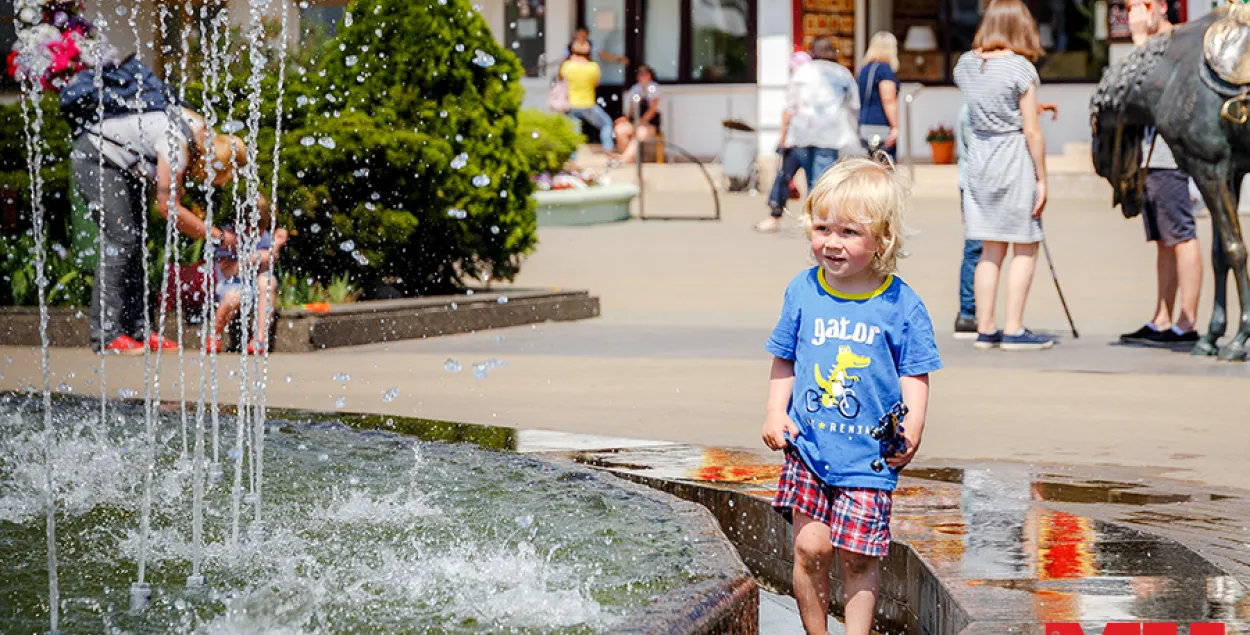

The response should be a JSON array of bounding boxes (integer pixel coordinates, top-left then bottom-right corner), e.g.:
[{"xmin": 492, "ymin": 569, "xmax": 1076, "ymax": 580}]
[{"xmin": 953, "ymin": 51, "xmax": 1044, "ymax": 244}]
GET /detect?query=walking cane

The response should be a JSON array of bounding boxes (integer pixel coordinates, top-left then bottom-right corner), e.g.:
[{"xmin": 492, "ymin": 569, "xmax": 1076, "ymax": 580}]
[{"xmin": 1038, "ymin": 218, "xmax": 1079, "ymax": 338}]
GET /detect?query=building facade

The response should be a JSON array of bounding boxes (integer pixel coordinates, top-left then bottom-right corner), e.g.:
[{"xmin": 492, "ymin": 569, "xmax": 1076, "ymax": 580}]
[{"xmin": 2, "ymin": 0, "xmax": 1221, "ymax": 160}]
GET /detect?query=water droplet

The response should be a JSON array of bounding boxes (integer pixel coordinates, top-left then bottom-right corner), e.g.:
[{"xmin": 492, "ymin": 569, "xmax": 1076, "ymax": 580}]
[
  {"xmin": 284, "ymin": 375, "xmax": 292, "ymax": 383},
  {"xmin": 56, "ymin": 383, "xmax": 70, "ymax": 392},
  {"xmin": 318, "ymin": 137, "xmax": 337, "ymax": 149},
  {"xmin": 454, "ymin": 43, "xmax": 464, "ymax": 52},
  {"xmin": 333, "ymin": 373, "xmax": 352, "ymax": 383},
  {"xmin": 382, "ymin": 387, "xmax": 400, "ymax": 402},
  {"xmin": 310, "ymin": 223, "xmax": 322, "ymax": 233},
  {"xmin": 345, "ymin": 55, "xmax": 358, "ymax": 67},
  {"xmin": 352, "ymin": 251, "xmax": 369, "ymax": 266},
  {"xmin": 531, "ymin": 131, "xmax": 540, "ymax": 139},
  {"xmin": 450, "ymin": 153, "xmax": 468, "ymax": 170},
  {"xmin": 339, "ymin": 240, "xmax": 356, "ymax": 252},
  {"xmin": 472, "ymin": 49, "xmax": 496, "ymax": 68},
  {"xmin": 344, "ymin": 12, "xmax": 353, "ymax": 27},
  {"xmin": 472, "ymin": 174, "xmax": 490, "ymax": 188},
  {"xmin": 228, "ymin": 448, "xmax": 243, "ymax": 461},
  {"xmin": 301, "ymin": 136, "xmax": 315, "ymax": 146},
  {"xmin": 443, "ymin": 358, "xmax": 462, "ymax": 373},
  {"xmin": 497, "ymin": 296, "xmax": 508, "ymax": 304},
  {"xmin": 117, "ymin": 388, "xmax": 136, "ymax": 399},
  {"xmin": 318, "ymin": 453, "xmax": 330, "ymax": 461},
  {"xmin": 446, "ymin": 208, "xmax": 468, "ymax": 220},
  {"xmin": 334, "ymin": 396, "xmax": 346, "ymax": 409},
  {"xmin": 105, "ymin": 246, "xmax": 119, "ymax": 257},
  {"xmin": 514, "ymin": 514, "xmax": 534, "ymax": 528}
]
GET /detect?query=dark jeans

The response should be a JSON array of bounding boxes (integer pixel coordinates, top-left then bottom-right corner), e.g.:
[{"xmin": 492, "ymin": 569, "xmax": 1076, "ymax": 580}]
[
  {"xmin": 960, "ymin": 239, "xmax": 982, "ymax": 319},
  {"xmin": 793, "ymin": 146, "xmax": 838, "ymax": 190},
  {"xmin": 766, "ymin": 147, "xmax": 803, "ymax": 216},
  {"xmin": 72, "ymin": 134, "xmax": 151, "ymax": 351},
  {"xmin": 958, "ymin": 188, "xmax": 982, "ymax": 319}
]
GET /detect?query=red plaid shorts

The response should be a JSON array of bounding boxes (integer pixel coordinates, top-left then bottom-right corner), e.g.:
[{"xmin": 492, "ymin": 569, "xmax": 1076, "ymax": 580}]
[{"xmin": 772, "ymin": 448, "xmax": 893, "ymax": 557}]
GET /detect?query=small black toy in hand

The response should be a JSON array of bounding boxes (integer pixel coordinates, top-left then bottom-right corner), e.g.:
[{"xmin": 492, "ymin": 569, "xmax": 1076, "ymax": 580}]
[{"xmin": 869, "ymin": 402, "xmax": 908, "ymax": 473}]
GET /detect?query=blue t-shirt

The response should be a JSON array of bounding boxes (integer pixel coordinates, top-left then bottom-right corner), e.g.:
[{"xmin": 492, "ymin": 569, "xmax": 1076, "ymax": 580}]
[
  {"xmin": 765, "ymin": 268, "xmax": 943, "ymax": 491},
  {"xmin": 857, "ymin": 61, "xmax": 899, "ymax": 126}
]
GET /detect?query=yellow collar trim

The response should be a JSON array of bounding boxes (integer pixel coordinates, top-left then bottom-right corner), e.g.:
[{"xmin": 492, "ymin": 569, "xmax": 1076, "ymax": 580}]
[{"xmin": 817, "ymin": 269, "xmax": 894, "ymax": 300}]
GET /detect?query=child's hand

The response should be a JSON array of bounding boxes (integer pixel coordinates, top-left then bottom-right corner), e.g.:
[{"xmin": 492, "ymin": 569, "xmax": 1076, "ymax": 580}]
[
  {"xmin": 885, "ymin": 433, "xmax": 920, "ymax": 469},
  {"xmin": 761, "ymin": 411, "xmax": 799, "ymax": 451}
]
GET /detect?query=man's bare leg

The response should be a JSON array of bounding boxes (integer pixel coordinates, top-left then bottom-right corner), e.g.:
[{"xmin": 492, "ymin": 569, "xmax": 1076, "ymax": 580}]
[
  {"xmin": 1152, "ymin": 242, "xmax": 1179, "ymax": 330},
  {"xmin": 793, "ymin": 513, "xmax": 834, "ymax": 635},
  {"xmin": 1173, "ymin": 238, "xmax": 1203, "ymax": 331}
]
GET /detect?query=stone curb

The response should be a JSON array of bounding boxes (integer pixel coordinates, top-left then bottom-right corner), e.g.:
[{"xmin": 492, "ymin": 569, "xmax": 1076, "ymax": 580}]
[{"xmin": 0, "ymin": 288, "xmax": 600, "ymax": 352}]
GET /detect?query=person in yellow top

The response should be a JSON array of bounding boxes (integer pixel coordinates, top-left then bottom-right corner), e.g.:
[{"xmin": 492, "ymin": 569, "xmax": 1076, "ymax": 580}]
[{"xmin": 559, "ymin": 39, "xmax": 616, "ymax": 153}]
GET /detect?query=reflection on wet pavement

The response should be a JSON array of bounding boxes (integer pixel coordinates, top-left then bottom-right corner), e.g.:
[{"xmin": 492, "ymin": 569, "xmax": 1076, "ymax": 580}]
[{"xmin": 563, "ymin": 442, "xmax": 1250, "ymax": 632}]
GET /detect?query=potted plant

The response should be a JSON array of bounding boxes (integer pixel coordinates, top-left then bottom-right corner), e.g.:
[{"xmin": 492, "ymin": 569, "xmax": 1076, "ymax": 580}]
[{"xmin": 926, "ymin": 124, "xmax": 956, "ymax": 164}]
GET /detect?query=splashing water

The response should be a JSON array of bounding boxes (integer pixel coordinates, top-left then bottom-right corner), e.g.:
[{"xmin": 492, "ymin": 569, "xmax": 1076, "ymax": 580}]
[{"xmin": 0, "ymin": 400, "xmax": 698, "ymax": 633}]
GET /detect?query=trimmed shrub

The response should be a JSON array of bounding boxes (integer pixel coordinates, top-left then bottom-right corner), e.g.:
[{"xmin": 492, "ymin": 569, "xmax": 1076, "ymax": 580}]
[
  {"xmin": 516, "ymin": 109, "xmax": 585, "ymax": 176},
  {"xmin": 277, "ymin": 0, "xmax": 538, "ymax": 296}
]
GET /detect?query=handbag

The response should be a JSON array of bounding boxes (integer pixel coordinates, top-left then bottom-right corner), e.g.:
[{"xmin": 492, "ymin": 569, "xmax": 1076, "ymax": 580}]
[
  {"xmin": 547, "ymin": 67, "xmax": 570, "ymax": 113},
  {"xmin": 858, "ymin": 62, "xmax": 892, "ymax": 152}
]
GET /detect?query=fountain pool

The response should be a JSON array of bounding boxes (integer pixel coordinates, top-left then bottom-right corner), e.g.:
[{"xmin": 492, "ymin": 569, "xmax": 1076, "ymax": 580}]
[{"xmin": 0, "ymin": 393, "xmax": 710, "ymax": 634}]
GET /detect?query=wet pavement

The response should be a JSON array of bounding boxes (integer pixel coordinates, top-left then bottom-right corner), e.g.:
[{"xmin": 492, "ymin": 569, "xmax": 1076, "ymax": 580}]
[{"xmin": 514, "ymin": 429, "xmax": 1250, "ymax": 634}]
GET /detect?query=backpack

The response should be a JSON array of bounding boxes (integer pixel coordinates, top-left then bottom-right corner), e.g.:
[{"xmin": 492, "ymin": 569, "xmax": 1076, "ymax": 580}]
[{"xmin": 59, "ymin": 54, "xmax": 176, "ymax": 136}]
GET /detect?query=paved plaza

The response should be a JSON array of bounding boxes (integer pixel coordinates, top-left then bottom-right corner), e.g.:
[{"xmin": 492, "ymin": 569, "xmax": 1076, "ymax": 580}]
[{"xmin": 2, "ymin": 165, "xmax": 1249, "ymax": 495}]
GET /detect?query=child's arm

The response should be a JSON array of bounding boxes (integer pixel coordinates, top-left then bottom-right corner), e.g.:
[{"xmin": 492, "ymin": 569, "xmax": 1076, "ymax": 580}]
[
  {"xmin": 886, "ymin": 373, "xmax": 930, "ymax": 468},
  {"xmin": 761, "ymin": 356, "xmax": 799, "ymax": 451}
]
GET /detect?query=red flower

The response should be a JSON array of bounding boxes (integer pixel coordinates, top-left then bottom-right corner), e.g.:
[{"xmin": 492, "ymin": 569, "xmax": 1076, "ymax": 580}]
[{"xmin": 6, "ymin": 50, "xmax": 19, "ymax": 81}]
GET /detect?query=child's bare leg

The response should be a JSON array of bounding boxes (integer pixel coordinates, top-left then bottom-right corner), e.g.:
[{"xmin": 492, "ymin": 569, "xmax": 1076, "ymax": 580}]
[
  {"xmin": 254, "ymin": 275, "xmax": 275, "ymax": 343},
  {"xmin": 839, "ymin": 550, "xmax": 881, "ymax": 635},
  {"xmin": 793, "ymin": 513, "xmax": 834, "ymax": 635},
  {"xmin": 213, "ymin": 291, "xmax": 241, "ymax": 337}
]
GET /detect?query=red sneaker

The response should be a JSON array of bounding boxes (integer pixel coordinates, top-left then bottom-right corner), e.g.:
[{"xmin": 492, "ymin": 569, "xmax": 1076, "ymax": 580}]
[
  {"xmin": 104, "ymin": 335, "xmax": 145, "ymax": 356},
  {"xmin": 205, "ymin": 337, "xmax": 222, "ymax": 354},
  {"xmin": 246, "ymin": 339, "xmax": 268, "ymax": 355},
  {"xmin": 147, "ymin": 333, "xmax": 179, "ymax": 351}
]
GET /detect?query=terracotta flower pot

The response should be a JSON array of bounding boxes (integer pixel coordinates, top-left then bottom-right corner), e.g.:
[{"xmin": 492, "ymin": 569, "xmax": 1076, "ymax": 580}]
[{"xmin": 929, "ymin": 140, "xmax": 955, "ymax": 165}]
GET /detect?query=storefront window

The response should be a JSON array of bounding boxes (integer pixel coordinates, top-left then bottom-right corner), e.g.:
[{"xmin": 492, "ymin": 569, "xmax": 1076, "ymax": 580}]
[
  {"xmin": 689, "ymin": 0, "xmax": 752, "ymax": 81},
  {"xmin": 507, "ymin": 0, "xmax": 547, "ymax": 77},
  {"xmin": 576, "ymin": 0, "xmax": 756, "ymax": 85},
  {"xmin": 891, "ymin": 0, "xmax": 1109, "ymax": 84},
  {"xmin": 645, "ymin": 0, "xmax": 682, "ymax": 81}
]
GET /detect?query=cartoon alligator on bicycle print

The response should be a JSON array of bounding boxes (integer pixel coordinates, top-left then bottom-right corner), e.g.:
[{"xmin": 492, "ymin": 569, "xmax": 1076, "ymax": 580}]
[{"xmin": 810, "ymin": 345, "xmax": 871, "ymax": 419}]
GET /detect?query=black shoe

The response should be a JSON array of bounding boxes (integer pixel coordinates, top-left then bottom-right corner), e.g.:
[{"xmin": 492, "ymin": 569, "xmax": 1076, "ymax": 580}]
[
  {"xmin": 953, "ymin": 315, "xmax": 978, "ymax": 340},
  {"xmin": 1141, "ymin": 328, "xmax": 1199, "ymax": 348},
  {"xmin": 1119, "ymin": 324, "xmax": 1159, "ymax": 343}
]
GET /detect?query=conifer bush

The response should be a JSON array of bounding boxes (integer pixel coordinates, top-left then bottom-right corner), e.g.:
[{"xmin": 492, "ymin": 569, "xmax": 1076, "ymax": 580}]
[{"xmin": 278, "ymin": 0, "xmax": 537, "ymax": 296}]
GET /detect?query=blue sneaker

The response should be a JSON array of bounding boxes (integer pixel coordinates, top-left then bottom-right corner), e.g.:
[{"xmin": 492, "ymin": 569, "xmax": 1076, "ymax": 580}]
[
  {"xmin": 974, "ymin": 330, "xmax": 1003, "ymax": 349},
  {"xmin": 1001, "ymin": 328, "xmax": 1054, "ymax": 351}
]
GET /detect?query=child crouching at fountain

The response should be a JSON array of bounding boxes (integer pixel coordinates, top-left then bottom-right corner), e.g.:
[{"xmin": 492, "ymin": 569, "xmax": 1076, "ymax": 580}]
[
  {"xmin": 760, "ymin": 156, "xmax": 942, "ymax": 635},
  {"xmin": 206, "ymin": 193, "xmax": 288, "ymax": 355}
]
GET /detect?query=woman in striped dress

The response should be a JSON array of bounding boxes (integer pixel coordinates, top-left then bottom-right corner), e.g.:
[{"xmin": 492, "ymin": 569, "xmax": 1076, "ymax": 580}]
[{"xmin": 954, "ymin": 0, "xmax": 1051, "ymax": 351}]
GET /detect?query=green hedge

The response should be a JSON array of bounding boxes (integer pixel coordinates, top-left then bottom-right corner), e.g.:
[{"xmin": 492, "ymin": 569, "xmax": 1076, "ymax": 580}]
[
  {"xmin": 277, "ymin": 0, "xmax": 537, "ymax": 296},
  {"xmin": 515, "ymin": 109, "xmax": 585, "ymax": 176}
]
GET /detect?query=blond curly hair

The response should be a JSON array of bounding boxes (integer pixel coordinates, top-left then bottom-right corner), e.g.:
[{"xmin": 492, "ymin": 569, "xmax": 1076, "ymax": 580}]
[{"xmin": 801, "ymin": 155, "xmax": 911, "ymax": 277}]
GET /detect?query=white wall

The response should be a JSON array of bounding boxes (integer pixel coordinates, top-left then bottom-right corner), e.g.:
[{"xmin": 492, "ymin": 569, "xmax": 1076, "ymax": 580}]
[
  {"xmin": 901, "ymin": 83, "xmax": 1096, "ymax": 161},
  {"xmin": 755, "ymin": 0, "xmax": 792, "ymax": 154}
]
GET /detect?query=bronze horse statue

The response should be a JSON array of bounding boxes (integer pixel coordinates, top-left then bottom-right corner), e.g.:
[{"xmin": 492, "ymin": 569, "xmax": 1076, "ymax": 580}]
[{"xmin": 1091, "ymin": 6, "xmax": 1250, "ymax": 361}]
